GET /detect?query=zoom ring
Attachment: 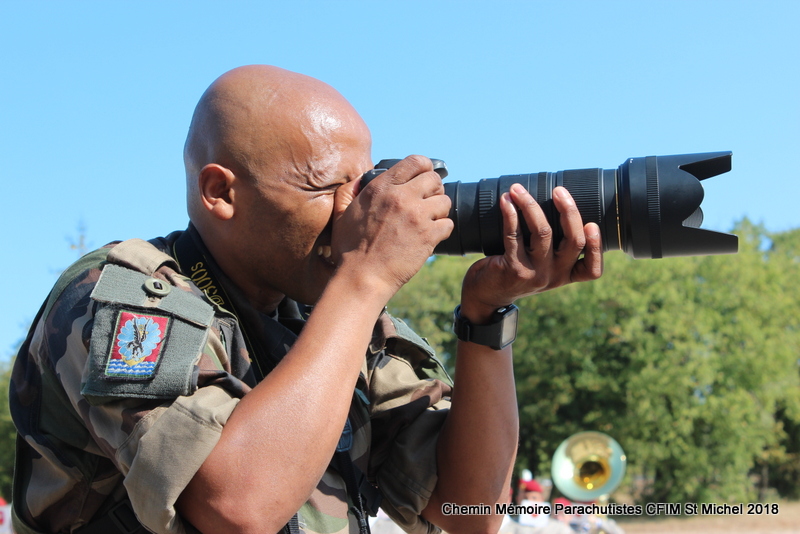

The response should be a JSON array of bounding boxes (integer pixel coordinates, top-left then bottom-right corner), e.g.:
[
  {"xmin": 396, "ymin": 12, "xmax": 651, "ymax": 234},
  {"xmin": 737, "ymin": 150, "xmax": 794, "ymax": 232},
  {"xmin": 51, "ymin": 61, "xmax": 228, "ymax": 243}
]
[
  {"xmin": 562, "ymin": 169, "xmax": 603, "ymax": 228},
  {"xmin": 478, "ymin": 184, "xmax": 502, "ymax": 255}
]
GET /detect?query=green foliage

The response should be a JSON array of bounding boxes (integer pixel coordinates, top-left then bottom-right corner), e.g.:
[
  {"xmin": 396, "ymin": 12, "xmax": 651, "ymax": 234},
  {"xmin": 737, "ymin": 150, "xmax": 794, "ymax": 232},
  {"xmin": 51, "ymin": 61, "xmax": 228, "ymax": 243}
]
[
  {"xmin": 389, "ymin": 220, "xmax": 800, "ymax": 504},
  {"xmin": 389, "ymin": 255, "xmax": 477, "ymax": 374},
  {"xmin": 0, "ymin": 361, "xmax": 15, "ymax": 500}
]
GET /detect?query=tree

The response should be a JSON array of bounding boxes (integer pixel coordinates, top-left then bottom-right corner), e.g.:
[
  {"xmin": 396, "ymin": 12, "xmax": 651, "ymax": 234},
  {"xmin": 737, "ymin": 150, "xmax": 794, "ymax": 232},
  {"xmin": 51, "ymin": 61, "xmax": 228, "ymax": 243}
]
[
  {"xmin": 0, "ymin": 362, "xmax": 14, "ymax": 500},
  {"xmin": 388, "ymin": 256, "xmax": 473, "ymax": 374},
  {"xmin": 388, "ymin": 220, "xmax": 800, "ymax": 504},
  {"xmin": 759, "ymin": 227, "xmax": 800, "ymax": 499}
]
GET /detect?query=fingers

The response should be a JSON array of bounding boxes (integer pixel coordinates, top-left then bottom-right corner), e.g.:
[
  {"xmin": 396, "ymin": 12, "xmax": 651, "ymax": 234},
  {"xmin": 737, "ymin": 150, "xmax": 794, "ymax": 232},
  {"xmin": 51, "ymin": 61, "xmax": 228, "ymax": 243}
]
[
  {"xmin": 499, "ymin": 192, "xmax": 521, "ymax": 259},
  {"xmin": 333, "ymin": 179, "xmax": 360, "ymax": 222},
  {"xmin": 462, "ymin": 184, "xmax": 605, "ymax": 315},
  {"xmin": 361, "ymin": 155, "xmax": 444, "ymax": 201},
  {"xmin": 553, "ymin": 187, "xmax": 586, "ymax": 256},
  {"xmin": 380, "ymin": 155, "xmax": 434, "ymax": 186},
  {"xmin": 571, "ymin": 223, "xmax": 603, "ymax": 282},
  {"xmin": 426, "ymin": 192, "xmax": 452, "ymax": 221},
  {"xmin": 506, "ymin": 184, "xmax": 603, "ymax": 289},
  {"xmin": 340, "ymin": 154, "xmax": 451, "ymax": 248},
  {"xmin": 422, "ymin": 169, "xmax": 446, "ymax": 198},
  {"xmin": 509, "ymin": 184, "xmax": 552, "ymax": 266},
  {"xmin": 432, "ymin": 213, "xmax": 455, "ymax": 244},
  {"xmin": 362, "ymin": 157, "xmax": 448, "ymax": 218}
]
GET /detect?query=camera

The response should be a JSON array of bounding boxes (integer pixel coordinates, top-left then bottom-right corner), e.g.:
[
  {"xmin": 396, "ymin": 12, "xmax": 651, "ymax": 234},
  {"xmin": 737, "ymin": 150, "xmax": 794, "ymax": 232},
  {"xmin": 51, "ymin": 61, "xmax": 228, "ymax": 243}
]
[{"xmin": 361, "ymin": 152, "xmax": 738, "ymax": 259}]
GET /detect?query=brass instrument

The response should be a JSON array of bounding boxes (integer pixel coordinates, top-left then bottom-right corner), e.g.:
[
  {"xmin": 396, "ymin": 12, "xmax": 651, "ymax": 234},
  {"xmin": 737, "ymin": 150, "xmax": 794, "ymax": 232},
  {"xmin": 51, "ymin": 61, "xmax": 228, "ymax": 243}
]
[{"xmin": 551, "ymin": 431, "xmax": 626, "ymax": 502}]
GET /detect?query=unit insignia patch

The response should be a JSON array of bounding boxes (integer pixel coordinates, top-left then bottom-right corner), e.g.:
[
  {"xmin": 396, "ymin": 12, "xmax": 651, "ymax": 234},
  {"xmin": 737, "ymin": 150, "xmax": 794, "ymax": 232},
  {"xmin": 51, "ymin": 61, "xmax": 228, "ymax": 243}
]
[{"xmin": 106, "ymin": 311, "xmax": 170, "ymax": 379}]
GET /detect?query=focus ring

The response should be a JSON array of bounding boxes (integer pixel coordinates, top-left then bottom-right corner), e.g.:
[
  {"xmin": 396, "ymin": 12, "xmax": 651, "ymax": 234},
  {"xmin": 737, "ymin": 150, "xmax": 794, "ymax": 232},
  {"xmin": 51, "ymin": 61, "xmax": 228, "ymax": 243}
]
[{"xmin": 645, "ymin": 156, "xmax": 662, "ymax": 259}]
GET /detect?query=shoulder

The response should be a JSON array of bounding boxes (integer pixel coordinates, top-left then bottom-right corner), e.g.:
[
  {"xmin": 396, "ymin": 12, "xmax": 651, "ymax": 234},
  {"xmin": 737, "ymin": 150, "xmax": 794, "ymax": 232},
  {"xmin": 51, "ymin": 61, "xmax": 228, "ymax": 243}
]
[
  {"xmin": 42, "ymin": 236, "xmax": 181, "ymax": 324},
  {"xmin": 370, "ymin": 312, "xmax": 452, "ymax": 386},
  {"xmin": 79, "ymin": 237, "xmax": 218, "ymax": 404},
  {"xmin": 23, "ymin": 234, "xmax": 216, "ymax": 405}
]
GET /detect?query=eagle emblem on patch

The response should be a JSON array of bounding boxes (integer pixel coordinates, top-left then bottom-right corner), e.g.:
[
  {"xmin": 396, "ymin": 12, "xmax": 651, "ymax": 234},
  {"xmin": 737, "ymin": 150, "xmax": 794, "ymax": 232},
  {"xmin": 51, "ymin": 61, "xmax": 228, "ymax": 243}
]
[{"xmin": 105, "ymin": 311, "xmax": 170, "ymax": 379}]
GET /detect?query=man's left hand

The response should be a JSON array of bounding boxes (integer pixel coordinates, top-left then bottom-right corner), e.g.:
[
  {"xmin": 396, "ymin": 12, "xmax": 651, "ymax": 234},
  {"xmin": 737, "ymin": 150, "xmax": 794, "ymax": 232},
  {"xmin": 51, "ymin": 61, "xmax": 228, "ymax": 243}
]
[{"xmin": 460, "ymin": 184, "xmax": 603, "ymax": 322}]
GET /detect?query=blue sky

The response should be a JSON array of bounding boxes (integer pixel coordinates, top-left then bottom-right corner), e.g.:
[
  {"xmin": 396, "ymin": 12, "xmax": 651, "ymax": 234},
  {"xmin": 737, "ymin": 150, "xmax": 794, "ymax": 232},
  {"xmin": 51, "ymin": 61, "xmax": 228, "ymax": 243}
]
[{"xmin": 1, "ymin": 1, "xmax": 798, "ymax": 358}]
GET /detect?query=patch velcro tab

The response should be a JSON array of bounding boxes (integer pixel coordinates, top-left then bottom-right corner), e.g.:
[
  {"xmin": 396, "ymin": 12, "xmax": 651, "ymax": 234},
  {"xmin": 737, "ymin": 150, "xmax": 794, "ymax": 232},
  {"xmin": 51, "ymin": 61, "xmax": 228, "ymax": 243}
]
[{"xmin": 82, "ymin": 264, "xmax": 215, "ymax": 405}]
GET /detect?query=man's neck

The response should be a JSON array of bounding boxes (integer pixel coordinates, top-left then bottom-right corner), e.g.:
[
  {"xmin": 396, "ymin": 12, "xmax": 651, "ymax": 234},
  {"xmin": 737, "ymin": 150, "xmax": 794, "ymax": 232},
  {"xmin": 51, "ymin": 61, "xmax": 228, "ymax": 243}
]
[{"xmin": 191, "ymin": 225, "xmax": 285, "ymax": 314}]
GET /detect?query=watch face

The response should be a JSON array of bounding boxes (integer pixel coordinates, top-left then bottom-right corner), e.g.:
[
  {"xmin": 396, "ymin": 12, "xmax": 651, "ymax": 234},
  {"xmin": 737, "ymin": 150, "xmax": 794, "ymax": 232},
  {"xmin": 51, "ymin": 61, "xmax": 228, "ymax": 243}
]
[
  {"xmin": 453, "ymin": 304, "xmax": 519, "ymax": 350},
  {"xmin": 500, "ymin": 306, "xmax": 519, "ymax": 347}
]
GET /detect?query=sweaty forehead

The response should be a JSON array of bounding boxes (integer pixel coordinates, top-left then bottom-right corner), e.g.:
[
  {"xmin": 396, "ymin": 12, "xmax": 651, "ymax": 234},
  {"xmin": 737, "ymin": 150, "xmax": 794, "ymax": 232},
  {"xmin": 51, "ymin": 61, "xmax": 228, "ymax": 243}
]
[
  {"xmin": 305, "ymin": 101, "xmax": 346, "ymax": 139},
  {"xmin": 186, "ymin": 65, "xmax": 371, "ymax": 180},
  {"xmin": 207, "ymin": 67, "xmax": 370, "ymax": 177}
]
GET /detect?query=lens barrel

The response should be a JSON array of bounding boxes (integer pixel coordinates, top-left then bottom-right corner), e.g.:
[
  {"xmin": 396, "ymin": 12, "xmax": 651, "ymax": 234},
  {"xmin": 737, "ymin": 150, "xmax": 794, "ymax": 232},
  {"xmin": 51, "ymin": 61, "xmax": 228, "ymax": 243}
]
[
  {"xmin": 437, "ymin": 168, "xmax": 617, "ymax": 256},
  {"xmin": 364, "ymin": 152, "xmax": 739, "ymax": 260}
]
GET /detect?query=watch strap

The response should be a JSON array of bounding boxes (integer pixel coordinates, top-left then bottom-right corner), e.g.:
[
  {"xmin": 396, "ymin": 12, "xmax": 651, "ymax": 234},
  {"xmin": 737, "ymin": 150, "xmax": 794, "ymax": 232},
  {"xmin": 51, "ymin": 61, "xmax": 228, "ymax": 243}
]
[{"xmin": 453, "ymin": 304, "xmax": 518, "ymax": 350}]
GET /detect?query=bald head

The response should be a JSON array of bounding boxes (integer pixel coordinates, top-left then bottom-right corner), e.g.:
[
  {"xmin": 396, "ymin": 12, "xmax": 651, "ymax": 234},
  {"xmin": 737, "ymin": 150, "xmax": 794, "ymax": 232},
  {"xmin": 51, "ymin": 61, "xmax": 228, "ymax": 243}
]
[{"xmin": 184, "ymin": 65, "xmax": 371, "ymax": 223}]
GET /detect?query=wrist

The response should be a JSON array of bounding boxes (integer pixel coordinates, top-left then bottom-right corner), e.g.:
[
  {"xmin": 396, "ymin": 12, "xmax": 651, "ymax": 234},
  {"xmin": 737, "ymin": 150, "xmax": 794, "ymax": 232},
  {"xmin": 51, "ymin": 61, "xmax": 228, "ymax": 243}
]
[
  {"xmin": 458, "ymin": 295, "xmax": 513, "ymax": 324},
  {"xmin": 453, "ymin": 303, "xmax": 519, "ymax": 351},
  {"xmin": 327, "ymin": 262, "xmax": 397, "ymax": 309}
]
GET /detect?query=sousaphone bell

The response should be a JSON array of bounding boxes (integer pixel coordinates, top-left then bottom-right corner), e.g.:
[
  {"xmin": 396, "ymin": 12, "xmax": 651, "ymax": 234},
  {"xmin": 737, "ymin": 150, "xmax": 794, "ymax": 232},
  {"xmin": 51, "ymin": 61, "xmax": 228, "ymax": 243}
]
[{"xmin": 551, "ymin": 431, "xmax": 626, "ymax": 502}]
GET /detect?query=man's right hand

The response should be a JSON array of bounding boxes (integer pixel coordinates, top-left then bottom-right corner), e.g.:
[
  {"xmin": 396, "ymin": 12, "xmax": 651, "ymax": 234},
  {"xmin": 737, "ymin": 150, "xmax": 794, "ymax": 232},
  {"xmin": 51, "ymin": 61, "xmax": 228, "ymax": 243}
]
[{"xmin": 331, "ymin": 155, "xmax": 453, "ymax": 300}]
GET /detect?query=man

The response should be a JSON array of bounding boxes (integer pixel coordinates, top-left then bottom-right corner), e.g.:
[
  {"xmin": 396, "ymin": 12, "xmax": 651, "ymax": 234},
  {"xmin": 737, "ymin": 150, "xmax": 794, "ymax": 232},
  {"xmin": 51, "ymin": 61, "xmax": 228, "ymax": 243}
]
[
  {"xmin": 499, "ymin": 481, "xmax": 572, "ymax": 534},
  {"xmin": 517, "ymin": 480, "xmax": 547, "ymax": 527},
  {"xmin": 10, "ymin": 65, "xmax": 603, "ymax": 534}
]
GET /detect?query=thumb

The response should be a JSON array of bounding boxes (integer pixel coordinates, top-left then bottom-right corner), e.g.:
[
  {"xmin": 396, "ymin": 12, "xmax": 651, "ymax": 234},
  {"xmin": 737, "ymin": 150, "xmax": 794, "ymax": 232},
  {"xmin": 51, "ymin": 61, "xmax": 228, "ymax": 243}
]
[{"xmin": 333, "ymin": 179, "xmax": 361, "ymax": 222}]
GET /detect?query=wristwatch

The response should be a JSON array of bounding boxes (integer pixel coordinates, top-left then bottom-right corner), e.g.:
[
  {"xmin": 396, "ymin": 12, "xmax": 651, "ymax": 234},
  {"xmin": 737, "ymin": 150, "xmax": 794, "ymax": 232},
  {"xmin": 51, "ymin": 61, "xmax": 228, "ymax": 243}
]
[{"xmin": 453, "ymin": 304, "xmax": 519, "ymax": 350}]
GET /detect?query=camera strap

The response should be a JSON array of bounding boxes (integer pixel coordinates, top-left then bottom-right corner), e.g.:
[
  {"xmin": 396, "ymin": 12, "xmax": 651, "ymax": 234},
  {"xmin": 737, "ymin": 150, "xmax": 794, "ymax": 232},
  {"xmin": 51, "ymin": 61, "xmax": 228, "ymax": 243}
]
[
  {"xmin": 332, "ymin": 417, "xmax": 381, "ymax": 534},
  {"xmin": 73, "ymin": 499, "xmax": 146, "ymax": 534}
]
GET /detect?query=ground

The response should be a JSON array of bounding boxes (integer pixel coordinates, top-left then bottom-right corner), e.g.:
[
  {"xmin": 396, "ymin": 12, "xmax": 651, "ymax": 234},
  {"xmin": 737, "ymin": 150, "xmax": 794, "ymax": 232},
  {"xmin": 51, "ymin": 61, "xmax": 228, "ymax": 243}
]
[
  {"xmin": 618, "ymin": 500, "xmax": 800, "ymax": 534},
  {"xmin": 371, "ymin": 501, "xmax": 800, "ymax": 534}
]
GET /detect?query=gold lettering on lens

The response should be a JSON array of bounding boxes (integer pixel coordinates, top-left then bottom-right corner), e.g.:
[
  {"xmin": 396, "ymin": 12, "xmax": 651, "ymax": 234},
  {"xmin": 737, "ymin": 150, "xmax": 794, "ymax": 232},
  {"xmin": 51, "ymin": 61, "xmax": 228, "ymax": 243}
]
[{"xmin": 190, "ymin": 261, "xmax": 225, "ymax": 306}]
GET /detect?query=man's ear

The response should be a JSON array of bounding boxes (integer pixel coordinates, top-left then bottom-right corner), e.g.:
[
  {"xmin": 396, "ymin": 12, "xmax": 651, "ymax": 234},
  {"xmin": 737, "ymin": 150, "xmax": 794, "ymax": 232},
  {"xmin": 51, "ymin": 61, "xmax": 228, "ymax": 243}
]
[{"xmin": 198, "ymin": 163, "xmax": 237, "ymax": 220}]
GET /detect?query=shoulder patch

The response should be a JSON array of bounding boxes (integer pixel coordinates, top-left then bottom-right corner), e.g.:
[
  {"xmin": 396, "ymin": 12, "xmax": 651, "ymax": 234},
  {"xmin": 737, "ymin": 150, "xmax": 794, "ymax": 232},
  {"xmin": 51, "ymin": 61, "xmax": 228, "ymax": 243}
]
[
  {"xmin": 106, "ymin": 311, "xmax": 170, "ymax": 379},
  {"xmin": 82, "ymin": 264, "xmax": 215, "ymax": 405}
]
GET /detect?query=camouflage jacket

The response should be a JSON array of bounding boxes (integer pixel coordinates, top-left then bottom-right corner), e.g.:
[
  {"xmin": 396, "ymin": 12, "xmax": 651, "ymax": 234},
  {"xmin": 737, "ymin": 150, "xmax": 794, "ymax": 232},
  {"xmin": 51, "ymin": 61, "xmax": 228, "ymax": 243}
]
[{"xmin": 10, "ymin": 229, "xmax": 453, "ymax": 534}]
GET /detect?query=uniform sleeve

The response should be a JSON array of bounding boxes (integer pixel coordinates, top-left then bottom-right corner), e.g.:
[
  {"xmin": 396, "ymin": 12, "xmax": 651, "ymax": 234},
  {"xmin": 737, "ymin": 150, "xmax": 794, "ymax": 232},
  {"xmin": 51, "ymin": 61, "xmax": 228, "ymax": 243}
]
[
  {"xmin": 367, "ymin": 350, "xmax": 452, "ymax": 534},
  {"xmin": 77, "ymin": 321, "xmax": 243, "ymax": 534},
  {"xmin": 47, "ymin": 265, "xmax": 248, "ymax": 534},
  {"xmin": 117, "ymin": 386, "xmax": 239, "ymax": 533}
]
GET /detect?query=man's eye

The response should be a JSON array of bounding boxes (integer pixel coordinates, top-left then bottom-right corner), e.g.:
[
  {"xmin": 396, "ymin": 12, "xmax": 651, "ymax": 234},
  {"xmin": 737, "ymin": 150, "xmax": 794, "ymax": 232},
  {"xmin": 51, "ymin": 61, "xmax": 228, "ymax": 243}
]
[{"xmin": 320, "ymin": 181, "xmax": 347, "ymax": 192}]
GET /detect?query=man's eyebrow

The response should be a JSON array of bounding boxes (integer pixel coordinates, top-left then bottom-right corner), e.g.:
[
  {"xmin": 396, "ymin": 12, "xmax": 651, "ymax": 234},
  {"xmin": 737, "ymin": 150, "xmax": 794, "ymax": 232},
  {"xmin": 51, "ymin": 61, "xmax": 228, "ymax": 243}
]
[{"xmin": 302, "ymin": 167, "xmax": 349, "ymax": 190}]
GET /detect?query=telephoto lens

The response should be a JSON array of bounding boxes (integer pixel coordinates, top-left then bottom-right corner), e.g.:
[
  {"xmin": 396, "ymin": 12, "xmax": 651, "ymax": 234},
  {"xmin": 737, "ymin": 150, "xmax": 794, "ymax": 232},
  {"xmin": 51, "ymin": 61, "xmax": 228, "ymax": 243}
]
[{"xmin": 361, "ymin": 152, "xmax": 738, "ymax": 259}]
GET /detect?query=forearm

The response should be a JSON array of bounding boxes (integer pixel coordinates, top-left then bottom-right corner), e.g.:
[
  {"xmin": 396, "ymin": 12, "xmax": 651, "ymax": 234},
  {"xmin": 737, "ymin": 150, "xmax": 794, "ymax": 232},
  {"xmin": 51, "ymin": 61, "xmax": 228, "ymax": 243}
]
[
  {"xmin": 178, "ymin": 271, "xmax": 391, "ymax": 533},
  {"xmin": 423, "ymin": 303, "xmax": 519, "ymax": 532},
  {"xmin": 420, "ymin": 185, "xmax": 601, "ymax": 532},
  {"xmin": 178, "ymin": 157, "xmax": 457, "ymax": 532}
]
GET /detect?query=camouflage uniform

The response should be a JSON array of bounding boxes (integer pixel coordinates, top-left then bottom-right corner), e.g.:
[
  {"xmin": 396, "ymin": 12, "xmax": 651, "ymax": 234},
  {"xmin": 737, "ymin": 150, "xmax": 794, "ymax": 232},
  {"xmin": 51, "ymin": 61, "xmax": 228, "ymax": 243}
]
[{"xmin": 10, "ymin": 228, "xmax": 453, "ymax": 534}]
